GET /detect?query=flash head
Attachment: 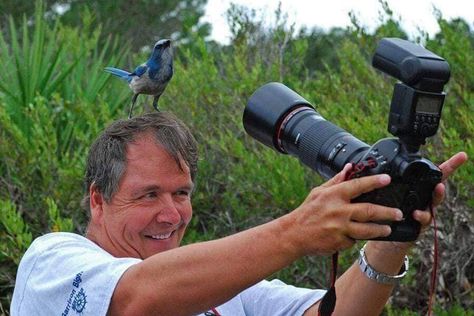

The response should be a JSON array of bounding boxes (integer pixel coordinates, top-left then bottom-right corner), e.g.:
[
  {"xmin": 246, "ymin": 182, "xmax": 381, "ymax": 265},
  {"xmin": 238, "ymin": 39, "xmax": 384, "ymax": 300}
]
[{"xmin": 372, "ymin": 38, "xmax": 450, "ymax": 92}]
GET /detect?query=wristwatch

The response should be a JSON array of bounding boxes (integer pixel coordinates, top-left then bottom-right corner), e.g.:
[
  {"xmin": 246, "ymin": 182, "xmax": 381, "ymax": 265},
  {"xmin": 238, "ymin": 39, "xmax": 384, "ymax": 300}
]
[{"xmin": 358, "ymin": 244, "xmax": 409, "ymax": 285}]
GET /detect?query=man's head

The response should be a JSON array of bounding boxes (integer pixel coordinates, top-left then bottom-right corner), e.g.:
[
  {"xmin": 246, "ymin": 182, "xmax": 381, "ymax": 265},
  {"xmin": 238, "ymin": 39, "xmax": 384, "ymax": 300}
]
[
  {"xmin": 82, "ymin": 112, "xmax": 198, "ymax": 211},
  {"xmin": 83, "ymin": 112, "xmax": 198, "ymax": 259}
]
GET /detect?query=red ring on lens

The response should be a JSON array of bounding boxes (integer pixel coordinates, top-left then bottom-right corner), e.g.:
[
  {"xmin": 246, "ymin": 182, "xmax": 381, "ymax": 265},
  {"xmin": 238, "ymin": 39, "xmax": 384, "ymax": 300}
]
[{"xmin": 275, "ymin": 106, "xmax": 312, "ymax": 153}]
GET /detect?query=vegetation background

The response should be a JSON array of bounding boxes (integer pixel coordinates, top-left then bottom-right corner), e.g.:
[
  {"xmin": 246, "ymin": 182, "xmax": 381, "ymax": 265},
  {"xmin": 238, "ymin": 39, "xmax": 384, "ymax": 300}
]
[{"xmin": 0, "ymin": 0, "xmax": 472, "ymax": 314}]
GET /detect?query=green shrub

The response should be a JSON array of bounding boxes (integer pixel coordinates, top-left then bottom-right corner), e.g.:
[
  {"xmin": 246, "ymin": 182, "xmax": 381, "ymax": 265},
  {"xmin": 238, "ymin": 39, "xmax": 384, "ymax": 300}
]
[{"xmin": 0, "ymin": 1, "xmax": 472, "ymax": 314}]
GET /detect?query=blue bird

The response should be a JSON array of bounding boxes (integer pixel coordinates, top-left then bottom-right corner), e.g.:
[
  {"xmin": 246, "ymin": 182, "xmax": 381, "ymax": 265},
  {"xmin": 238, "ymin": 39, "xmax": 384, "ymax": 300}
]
[{"xmin": 105, "ymin": 39, "xmax": 173, "ymax": 118}]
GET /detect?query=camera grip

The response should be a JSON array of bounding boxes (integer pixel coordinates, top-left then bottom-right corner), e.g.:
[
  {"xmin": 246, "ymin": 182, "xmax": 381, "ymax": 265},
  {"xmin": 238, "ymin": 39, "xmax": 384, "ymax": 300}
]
[{"xmin": 352, "ymin": 182, "xmax": 435, "ymax": 242}]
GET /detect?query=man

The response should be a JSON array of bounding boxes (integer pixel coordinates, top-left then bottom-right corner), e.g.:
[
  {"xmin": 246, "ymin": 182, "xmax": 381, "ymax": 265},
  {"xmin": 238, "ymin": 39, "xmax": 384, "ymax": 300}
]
[{"xmin": 11, "ymin": 112, "xmax": 467, "ymax": 315}]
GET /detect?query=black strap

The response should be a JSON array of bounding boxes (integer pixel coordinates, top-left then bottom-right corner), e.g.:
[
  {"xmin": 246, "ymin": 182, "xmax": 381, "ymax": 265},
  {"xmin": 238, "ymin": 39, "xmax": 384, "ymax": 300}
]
[
  {"xmin": 426, "ymin": 204, "xmax": 438, "ymax": 316},
  {"xmin": 318, "ymin": 252, "xmax": 339, "ymax": 316}
]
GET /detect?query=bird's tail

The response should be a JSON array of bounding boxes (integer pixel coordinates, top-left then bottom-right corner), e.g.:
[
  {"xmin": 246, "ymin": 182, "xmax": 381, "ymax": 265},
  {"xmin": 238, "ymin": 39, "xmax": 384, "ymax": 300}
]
[{"xmin": 104, "ymin": 67, "xmax": 132, "ymax": 82}]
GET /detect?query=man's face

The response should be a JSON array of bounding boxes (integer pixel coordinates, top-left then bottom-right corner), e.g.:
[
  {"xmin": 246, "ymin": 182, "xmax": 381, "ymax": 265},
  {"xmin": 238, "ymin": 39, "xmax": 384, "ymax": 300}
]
[{"xmin": 91, "ymin": 132, "xmax": 193, "ymax": 259}]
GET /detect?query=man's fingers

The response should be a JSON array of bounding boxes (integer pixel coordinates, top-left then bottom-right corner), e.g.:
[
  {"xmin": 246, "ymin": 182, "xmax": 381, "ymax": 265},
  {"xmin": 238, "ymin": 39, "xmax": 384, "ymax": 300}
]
[
  {"xmin": 320, "ymin": 163, "xmax": 353, "ymax": 188},
  {"xmin": 349, "ymin": 203, "xmax": 403, "ymax": 223},
  {"xmin": 427, "ymin": 152, "xmax": 466, "ymax": 209},
  {"xmin": 347, "ymin": 222, "xmax": 392, "ymax": 240},
  {"xmin": 439, "ymin": 152, "xmax": 468, "ymax": 182},
  {"xmin": 432, "ymin": 182, "xmax": 445, "ymax": 207},
  {"xmin": 412, "ymin": 209, "xmax": 432, "ymax": 227},
  {"xmin": 339, "ymin": 174, "xmax": 391, "ymax": 199},
  {"xmin": 347, "ymin": 203, "xmax": 401, "ymax": 240}
]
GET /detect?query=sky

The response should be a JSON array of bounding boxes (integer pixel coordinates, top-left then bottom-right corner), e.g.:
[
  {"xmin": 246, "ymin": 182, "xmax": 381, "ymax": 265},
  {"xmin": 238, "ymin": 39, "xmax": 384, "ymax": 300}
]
[{"xmin": 202, "ymin": 0, "xmax": 474, "ymax": 44}]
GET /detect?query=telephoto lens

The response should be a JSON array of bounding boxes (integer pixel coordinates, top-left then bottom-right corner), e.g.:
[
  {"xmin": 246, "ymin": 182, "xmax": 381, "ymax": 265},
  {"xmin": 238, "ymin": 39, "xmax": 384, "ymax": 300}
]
[{"xmin": 243, "ymin": 82, "xmax": 369, "ymax": 179}]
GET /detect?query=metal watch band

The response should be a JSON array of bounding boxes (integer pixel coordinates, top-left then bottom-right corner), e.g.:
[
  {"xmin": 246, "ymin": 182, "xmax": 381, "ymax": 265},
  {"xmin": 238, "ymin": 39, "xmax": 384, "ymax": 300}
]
[{"xmin": 358, "ymin": 244, "xmax": 409, "ymax": 285}]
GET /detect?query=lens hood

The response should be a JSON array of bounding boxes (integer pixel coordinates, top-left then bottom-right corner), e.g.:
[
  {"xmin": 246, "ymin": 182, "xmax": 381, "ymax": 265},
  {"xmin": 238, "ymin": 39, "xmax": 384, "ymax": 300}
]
[{"xmin": 243, "ymin": 82, "xmax": 313, "ymax": 152}]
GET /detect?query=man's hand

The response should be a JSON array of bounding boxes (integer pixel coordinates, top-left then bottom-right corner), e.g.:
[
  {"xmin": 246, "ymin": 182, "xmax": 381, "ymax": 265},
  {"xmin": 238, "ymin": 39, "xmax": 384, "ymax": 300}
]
[
  {"xmin": 367, "ymin": 151, "xmax": 468, "ymax": 254},
  {"xmin": 286, "ymin": 164, "xmax": 403, "ymax": 256},
  {"xmin": 412, "ymin": 151, "xmax": 468, "ymax": 231},
  {"xmin": 292, "ymin": 152, "xmax": 468, "ymax": 257}
]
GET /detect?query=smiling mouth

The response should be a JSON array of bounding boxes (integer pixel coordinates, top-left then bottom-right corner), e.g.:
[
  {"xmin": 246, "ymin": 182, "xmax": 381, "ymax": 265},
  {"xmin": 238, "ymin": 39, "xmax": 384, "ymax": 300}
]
[{"xmin": 146, "ymin": 231, "xmax": 175, "ymax": 240}]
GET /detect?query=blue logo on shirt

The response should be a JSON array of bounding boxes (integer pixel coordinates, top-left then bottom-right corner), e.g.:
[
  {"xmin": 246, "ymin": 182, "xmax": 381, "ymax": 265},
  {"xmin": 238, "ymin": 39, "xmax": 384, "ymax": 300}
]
[
  {"xmin": 72, "ymin": 272, "xmax": 83, "ymax": 288},
  {"xmin": 72, "ymin": 288, "xmax": 87, "ymax": 313},
  {"xmin": 62, "ymin": 272, "xmax": 87, "ymax": 315}
]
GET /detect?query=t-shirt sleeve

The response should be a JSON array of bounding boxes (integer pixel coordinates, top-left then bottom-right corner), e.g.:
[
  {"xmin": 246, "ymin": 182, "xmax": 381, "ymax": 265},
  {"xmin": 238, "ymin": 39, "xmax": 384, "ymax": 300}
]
[
  {"xmin": 240, "ymin": 279, "xmax": 326, "ymax": 316},
  {"xmin": 11, "ymin": 233, "xmax": 141, "ymax": 316}
]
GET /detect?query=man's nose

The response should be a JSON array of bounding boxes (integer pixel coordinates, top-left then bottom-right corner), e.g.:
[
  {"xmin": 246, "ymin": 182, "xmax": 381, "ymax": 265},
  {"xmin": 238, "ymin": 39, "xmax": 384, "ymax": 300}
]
[{"xmin": 156, "ymin": 194, "xmax": 181, "ymax": 225}]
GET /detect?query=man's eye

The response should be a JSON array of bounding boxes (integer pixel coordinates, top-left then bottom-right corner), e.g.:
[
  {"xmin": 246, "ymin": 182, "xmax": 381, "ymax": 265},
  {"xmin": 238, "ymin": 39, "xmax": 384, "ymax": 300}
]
[
  {"xmin": 176, "ymin": 190, "xmax": 190, "ymax": 197},
  {"xmin": 143, "ymin": 192, "xmax": 157, "ymax": 199}
]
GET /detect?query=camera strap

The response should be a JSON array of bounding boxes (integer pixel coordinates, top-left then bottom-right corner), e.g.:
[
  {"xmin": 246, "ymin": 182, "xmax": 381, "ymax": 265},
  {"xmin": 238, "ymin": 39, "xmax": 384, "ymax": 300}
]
[
  {"xmin": 317, "ymin": 252, "xmax": 339, "ymax": 316},
  {"xmin": 204, "ymin": 307, "xmax": 221, "ymax": 315},
  {"xmin": 427, "ymin": 204, "xmax": 438, "ymax": 316}
]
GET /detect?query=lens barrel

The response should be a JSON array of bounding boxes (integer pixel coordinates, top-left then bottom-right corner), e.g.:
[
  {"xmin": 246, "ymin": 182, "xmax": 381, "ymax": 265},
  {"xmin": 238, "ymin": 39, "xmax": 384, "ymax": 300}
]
[{"xmin": 243, "ymin": 82, "xmax": 369, "ymax": 178}]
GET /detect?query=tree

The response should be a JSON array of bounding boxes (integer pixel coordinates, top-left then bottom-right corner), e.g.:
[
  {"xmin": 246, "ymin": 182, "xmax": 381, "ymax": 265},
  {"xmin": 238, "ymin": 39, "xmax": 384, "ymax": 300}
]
[
  {"xmin": 0, "ymin": 0, "xmax": 58, "ymax": 21},
  {"xmin": 0, "ymin": 0, "xmax": 211, "ymax": 50}
]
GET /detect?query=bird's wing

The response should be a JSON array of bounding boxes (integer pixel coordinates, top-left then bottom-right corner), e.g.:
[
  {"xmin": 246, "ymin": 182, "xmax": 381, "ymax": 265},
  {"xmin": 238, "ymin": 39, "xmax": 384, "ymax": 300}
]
[
  {"xmin": 104, "ymin": 67, "xmax": 132, "ymax": 81},
  {"xmin": 131, "ymin": 65, "xmax": 148, "ymax": 77}
]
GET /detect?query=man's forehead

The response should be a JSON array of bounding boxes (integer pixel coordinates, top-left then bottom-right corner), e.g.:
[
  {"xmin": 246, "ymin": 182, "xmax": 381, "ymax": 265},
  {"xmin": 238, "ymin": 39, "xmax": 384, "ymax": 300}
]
[
  {"xmin": 129, "ymin": 131, "xmax": 159, "ymax": 147},
  {"xmin": 125, "ymin": 132, "xmax": 190, "ymax": 174},
  {"xmin": 126, "ymin": 132, "xmax": 166, "ymax": 157}
]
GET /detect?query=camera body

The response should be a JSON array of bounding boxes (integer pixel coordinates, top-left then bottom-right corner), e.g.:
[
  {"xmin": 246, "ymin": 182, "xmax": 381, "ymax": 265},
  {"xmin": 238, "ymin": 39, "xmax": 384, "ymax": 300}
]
[{"xmin": 243, "ymin": 38, "xmax": 450, "ymax": 242}]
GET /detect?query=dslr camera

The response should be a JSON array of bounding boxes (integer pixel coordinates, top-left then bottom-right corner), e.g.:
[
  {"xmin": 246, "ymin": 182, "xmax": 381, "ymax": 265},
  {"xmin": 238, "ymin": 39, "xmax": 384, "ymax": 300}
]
[{"xmin": 243, "ymin": 38, "xmax": 450, "ymax": 242}]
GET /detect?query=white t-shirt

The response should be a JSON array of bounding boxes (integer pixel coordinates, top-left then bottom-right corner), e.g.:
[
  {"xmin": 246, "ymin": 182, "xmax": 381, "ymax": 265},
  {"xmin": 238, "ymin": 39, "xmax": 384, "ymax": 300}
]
[{"xmin": 11, "ymin": 232, "xmax": 325, "ymax": 315}]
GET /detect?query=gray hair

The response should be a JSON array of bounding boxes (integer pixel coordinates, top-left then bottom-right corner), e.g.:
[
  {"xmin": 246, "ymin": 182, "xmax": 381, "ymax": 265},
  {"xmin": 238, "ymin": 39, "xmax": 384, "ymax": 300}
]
[{"xmin": 81, "ymin": 112, "xmax": 198, "ymax": 213}]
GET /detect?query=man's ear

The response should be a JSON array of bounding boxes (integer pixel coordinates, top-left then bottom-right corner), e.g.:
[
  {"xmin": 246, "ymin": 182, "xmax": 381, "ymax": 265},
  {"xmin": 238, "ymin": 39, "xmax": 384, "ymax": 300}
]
[{"xmin": 89, "ymin": 183, "xmax": 105, "ymax": 224}]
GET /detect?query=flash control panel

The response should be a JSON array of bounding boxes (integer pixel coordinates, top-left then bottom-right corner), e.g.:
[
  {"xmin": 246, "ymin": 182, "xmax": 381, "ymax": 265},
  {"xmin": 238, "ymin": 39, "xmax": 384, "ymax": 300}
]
[{"xmin": 413, "ymin": 113, "xmax": 439, "ymax": 137}]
